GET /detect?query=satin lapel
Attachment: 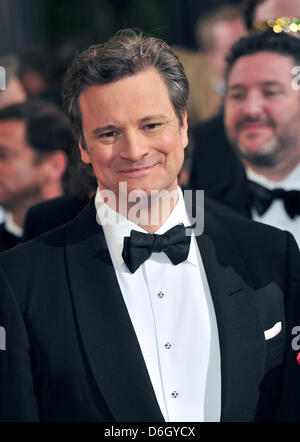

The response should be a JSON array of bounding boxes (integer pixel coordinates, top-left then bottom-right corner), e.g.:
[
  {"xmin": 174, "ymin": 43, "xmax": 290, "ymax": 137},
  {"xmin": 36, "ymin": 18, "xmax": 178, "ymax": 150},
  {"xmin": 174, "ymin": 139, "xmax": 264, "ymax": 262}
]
[
  {"xmin": 65, "ymin": 200, "xmax": 163, "ymax": 422},
  {"xmin": 196, "ymin": 210, "xmax": 265, "ymax": 421}
]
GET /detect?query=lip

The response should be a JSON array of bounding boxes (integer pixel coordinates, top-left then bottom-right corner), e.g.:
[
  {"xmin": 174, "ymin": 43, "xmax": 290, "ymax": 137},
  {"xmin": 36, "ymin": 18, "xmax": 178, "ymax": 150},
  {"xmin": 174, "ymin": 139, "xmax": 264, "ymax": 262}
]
[
  {"xmin": 239, "ymin": 123, "xmax": 271, "ymax": 132},
  {"xmin": 118, "ymin": 163, "xmax": 159, "ymax": 175}
]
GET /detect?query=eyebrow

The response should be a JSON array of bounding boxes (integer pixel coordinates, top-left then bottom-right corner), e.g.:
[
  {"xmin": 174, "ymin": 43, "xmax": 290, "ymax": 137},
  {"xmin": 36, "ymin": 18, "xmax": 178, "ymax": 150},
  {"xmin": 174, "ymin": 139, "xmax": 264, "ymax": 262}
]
[
  {"xmin": 228, "ymin": 81, "xmax": 285, "ymax": 90},
  {"xmin": 90, "ymin": 114, "xmax": 169, "ymax": 136},
  {"xmin": 140, "ymin": 114, "xmax": 168, "ymax": 123}
]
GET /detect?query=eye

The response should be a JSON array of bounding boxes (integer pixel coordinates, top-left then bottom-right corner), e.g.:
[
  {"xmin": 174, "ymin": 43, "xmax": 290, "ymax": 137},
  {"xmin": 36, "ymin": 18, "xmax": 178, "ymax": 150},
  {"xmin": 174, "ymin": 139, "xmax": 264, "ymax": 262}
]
[
  {"xmin": 229, "ymin": 92, "xmax": 245, "ymax": 100},
  {"xmin": 143, "ymin": 123, "xmax": 163, "ymax": 131},
  {"xmin": 0, "ymin": 152, "xmax": 9, "ymax": 161},
  {"xmin": 263, "ymin": 89, "xmax": 280, "ymax": 97},
  {"xmin": 100, "ymin": 130, "xmax": 118, "ymax": 138},
  {"xmin": 96, "ymin": 130, "xmax": 120, "ymax": 144}
]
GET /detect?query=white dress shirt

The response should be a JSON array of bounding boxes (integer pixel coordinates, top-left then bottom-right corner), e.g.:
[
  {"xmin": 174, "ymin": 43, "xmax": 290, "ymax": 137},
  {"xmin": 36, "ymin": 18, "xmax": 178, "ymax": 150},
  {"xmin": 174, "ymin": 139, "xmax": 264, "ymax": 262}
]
[
  {"xmin": 4, "ymin": 212, "xmax": 23, "ymax": 238},
  {"xmin": 247, "ymin": 164, "xmax": 300, "ymax": 248},
  {"xmin": 95, "ymin": 187, "xmax": 221, "ymax": 422},
  {"xmin": 0, "ymin": 207, "xmax": 5, "ymax": 224}
]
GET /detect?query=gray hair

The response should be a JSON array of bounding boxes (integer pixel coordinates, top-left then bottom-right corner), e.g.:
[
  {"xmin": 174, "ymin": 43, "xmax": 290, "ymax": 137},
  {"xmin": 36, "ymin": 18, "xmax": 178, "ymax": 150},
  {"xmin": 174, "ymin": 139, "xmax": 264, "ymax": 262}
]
[{"xmin": 62, "ymin": 29, "xmax": 189, "ymax": 146}]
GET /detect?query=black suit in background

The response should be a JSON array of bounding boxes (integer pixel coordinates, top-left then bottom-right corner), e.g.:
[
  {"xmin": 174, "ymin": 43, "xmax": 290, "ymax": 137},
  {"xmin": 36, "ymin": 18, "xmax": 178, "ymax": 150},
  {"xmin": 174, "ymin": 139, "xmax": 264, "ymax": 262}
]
[
  {"xmin": 0, "ymin": 196, "xmax": 89, "ymax": 252},
  {"xmin": 0, "ymin": 195, "xmax": 300, "ymax": 421},
  {"xmin": 0, "ymin": 223, "xmax": 20, "ymax": 252},
  {"xmin": 189, "ymin": 111, "xmax": 250, "ymax": 217},
  {"xmin": 22, "ymin": 194, "xmax": 89, "ymax": 242}
]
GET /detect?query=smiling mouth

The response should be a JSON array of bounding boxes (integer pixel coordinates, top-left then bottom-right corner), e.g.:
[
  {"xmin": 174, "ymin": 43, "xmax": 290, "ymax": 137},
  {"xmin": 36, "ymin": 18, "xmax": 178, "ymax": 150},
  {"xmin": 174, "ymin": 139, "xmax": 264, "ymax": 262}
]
[
  {"xmin": 238, "ymin": 122, "xmax": 272, "ymax": 132},
  {"xmin": 118, "ymin": 163, "xmax": 159, "ymax": 174}
]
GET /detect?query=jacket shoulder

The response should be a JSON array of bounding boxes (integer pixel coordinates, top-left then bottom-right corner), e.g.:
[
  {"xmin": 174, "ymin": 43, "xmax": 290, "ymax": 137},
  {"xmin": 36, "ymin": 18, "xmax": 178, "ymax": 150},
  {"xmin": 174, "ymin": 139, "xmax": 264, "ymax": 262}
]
[
  {"xmin": 0, "ymin": 221, "xmax": 69, "ymax": 272},
  {"xmin": 207, "ymin": 200, "xmax": 290, "ymax": 242}
]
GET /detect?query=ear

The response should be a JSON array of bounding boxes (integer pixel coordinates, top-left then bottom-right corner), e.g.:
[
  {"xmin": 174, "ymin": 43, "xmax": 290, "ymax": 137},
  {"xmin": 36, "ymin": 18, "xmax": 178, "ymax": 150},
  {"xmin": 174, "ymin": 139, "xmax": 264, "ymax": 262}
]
[
  {"xmin": 79, "ymin": 141, "xmax": 91, "ymax": 164},
  {"xmin": 180, "ymin": 109, "xmax": 189, "ymax": 149},
  {"xmin": 43, "ymin": 151, "xmax": 68, "ymax": 181}
]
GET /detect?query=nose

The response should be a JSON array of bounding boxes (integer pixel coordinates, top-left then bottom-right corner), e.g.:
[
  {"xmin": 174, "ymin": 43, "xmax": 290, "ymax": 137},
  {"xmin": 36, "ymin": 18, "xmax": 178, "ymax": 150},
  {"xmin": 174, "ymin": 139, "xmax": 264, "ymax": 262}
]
[
  {"xmin": 119, "ymin": 130, "xmax": 150, "ymax": 162},
  {"xmin": 242, "ymin": 90, "xmax": 265, "ymax": 118}
]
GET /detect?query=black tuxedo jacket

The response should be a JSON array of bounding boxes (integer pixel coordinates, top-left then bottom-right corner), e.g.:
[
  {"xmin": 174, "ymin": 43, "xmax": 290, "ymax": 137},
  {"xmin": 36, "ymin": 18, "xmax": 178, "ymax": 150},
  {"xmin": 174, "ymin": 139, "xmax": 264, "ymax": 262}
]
[
  {"xmin": 0, "ymin": 223, "xmax": 20, "ymax": 252},
  {"xmin": 0, "ymin": 197, "xmax": 299, "ymax": 422}
]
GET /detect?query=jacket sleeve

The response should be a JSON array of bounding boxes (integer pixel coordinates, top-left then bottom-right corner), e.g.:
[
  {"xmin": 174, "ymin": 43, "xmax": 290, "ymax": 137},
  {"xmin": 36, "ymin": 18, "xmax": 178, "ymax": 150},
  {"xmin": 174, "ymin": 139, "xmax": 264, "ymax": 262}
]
[{"xmin": 0, "ymin": 266, "xmax": 39, "ymax": 421}]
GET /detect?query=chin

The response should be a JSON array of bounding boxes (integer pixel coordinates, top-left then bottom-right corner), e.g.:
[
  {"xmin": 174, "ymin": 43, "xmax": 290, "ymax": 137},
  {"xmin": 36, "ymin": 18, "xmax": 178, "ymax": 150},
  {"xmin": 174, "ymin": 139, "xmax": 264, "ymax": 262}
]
[{"xmin": 241, "ymin": 148, "xmax": 277, "ymax": 167}]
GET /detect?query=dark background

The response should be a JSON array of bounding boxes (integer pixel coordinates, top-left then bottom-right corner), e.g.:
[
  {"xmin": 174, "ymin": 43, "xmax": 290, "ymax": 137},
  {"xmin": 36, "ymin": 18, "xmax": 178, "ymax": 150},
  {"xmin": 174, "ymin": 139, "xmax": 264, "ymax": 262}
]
[{"xmin": 0, "ymin": 0, "xmax": 244, "ymax": 57}]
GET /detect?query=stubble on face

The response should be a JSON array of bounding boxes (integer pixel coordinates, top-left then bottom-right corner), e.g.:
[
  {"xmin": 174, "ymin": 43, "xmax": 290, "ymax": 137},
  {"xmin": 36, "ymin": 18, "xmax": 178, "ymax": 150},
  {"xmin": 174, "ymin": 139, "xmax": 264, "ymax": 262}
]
[
  {"xmin": 233, "ymin": 113, "xmax": 300, "ymax": 169},
  {"xmin": 225, "ymin": 52, "xmax": 300, "ymax": 178}
]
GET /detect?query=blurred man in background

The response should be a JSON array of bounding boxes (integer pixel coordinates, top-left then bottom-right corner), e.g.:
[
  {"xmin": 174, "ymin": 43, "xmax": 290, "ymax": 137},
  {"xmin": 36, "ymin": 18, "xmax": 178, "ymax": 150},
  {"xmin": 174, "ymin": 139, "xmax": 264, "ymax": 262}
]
[
  {"xmin": 195, "ymin": 3, "xmax": 247, "ymax": 109},
  {"xmin": 0, "ymin": 100, "xmax": 75, "ymax": 251},
  {"xmin": 0, "ymin": 54, "xmax": 27, "ymax": 224},
  {"xmin": 225, "ymin": 31, "xmax": 300, "ymax": 240},
  {"xmin": 191, "ymin": 31, "xmax": 300, "ymax": 247},
  {"xmin": 177, "ymin": 3, "xmax": 248, "ymax": 186},
  {"xmin": 174, "ymin": 4, "xmax": 247, "ymax": 185}
]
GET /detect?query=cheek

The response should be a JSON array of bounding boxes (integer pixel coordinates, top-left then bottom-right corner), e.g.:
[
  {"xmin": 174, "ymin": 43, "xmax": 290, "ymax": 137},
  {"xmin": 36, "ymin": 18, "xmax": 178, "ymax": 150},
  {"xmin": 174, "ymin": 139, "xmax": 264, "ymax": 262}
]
[
  {"xmin": 88, "ymin": 147, "xmax": 114, "ymax": 170},
  {"xmin": 270, "ymin": 107, "xmax": 291, "ymax": 126},
  {"xmin": 9, "ymin": 169, "xmax": 30, "ymax": 188},
  {"xmin": 152, "ymin": 132, "xmax": 175, "ymax": 154},
  {"xmin": 10, "ymin": 161, "xmax": 29, "ymax": 180},
  {"xmin": 160, "ymin": 132, "xmax": 186, "ymax": 156},
  {"xmin": 262, "ymin": 100, "xmax": 297, "ymax": 127},
  {"xmin": 225, "ymin": 105, "xmax": 240, "ymax": 131}
]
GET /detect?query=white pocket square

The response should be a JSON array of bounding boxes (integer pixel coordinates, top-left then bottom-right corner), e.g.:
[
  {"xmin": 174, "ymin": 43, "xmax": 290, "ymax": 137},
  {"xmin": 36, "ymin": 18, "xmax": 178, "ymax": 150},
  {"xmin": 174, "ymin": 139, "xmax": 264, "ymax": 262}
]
[{"xmin": 264, "ymin": 321, "xmax": 282, "ymax": 340}]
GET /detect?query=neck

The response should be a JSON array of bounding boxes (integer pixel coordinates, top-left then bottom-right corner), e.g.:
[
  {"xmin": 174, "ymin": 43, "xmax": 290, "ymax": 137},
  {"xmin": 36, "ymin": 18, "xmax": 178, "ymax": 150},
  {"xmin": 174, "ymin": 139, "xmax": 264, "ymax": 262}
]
[
  {"xmin": 103, "ymin": 187, "xmax": 180, "ymax": 234},
  {"xmin": 11, "ymin": 210, "xmax": 26, "ymax": 229},
  {"xmin": 126, "ymin": 189, "xmax": 180, "ymax": 233},
  {"xmin": 245, "ymin": 158, "xmax": 300, "ymax": 182},
  {"xmin": 42, "ymin": 182, "xmax": 63, "ymax": 200}
]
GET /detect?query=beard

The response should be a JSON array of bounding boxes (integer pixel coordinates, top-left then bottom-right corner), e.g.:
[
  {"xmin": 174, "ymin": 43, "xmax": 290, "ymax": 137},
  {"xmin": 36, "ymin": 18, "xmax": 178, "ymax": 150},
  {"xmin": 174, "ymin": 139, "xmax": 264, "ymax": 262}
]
[
  {"xmin": 231, "ymin": 126, "xmax": 300, "ymax": 169},
  {"xmin": 236, "ymin": 137, "xmax": 281, "ymax": 167},
  {"xmin": 0, "ymin": 184, "xmax": 42, "ymax": 212}
]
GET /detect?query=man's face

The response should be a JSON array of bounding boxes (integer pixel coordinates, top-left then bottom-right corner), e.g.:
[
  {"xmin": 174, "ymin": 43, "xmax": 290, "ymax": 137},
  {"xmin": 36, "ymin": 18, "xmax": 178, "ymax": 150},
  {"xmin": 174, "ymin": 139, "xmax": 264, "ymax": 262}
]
[
  {"xmin": 255, "ymin": 0, "xmax": 300, "ymax": 23},
  {"xmin": 225, "ymin": 52, "xmax": 300, "ymax": 167},
  {"xmin": 205, "ymin": 19, "xmax": 247, "ymax": 81},
  {"xmin": 79, "ymin": 68, "xmax": 188, "ymax": 203},
  {"xmin": 0, "ymin": 120, "xmax": 47, "ymax": 210}
]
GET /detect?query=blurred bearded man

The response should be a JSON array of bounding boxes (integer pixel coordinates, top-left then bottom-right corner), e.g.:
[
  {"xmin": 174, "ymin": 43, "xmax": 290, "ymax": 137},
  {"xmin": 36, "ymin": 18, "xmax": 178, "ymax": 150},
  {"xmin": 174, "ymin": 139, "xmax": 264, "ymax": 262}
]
[{"xmin": 223, "ymin": 31, "xmax": 300, "ymax": 246}]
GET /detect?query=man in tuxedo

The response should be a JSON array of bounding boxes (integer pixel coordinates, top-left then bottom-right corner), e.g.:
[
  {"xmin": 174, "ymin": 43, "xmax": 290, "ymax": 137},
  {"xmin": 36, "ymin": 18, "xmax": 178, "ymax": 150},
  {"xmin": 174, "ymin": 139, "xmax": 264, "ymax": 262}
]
[
  {"xmin": 0, "ymin": 100, "xmax": 75, "ymax": 251},
  {"xmin": 190, "ymin": 31, "xmax": 300, "ymax": 247},
  {"xmin": 0, "ymin": 29, "xmax": 299, "ymax": 422}
]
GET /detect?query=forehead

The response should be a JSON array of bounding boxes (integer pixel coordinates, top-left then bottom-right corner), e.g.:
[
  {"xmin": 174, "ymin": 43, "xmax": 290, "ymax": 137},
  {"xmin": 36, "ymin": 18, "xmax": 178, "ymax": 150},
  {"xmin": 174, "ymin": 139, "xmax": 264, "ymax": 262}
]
[
  {"xmin": 228, "ymin": 52, "xmax": 295, "ymax": 86},
  {"xmin": 79, "ymin": 68, "xmax": 175, "ymax": 126},
  {"xmin": 0, "ymin": 119, "xmax": 27, "ymax": 147},
  {"xmin": 210, "ymin": 19, "xmax": 246, "ymax": 44},
  {"xmin": 255, "ymin": 0, "xmax": 300, "ymax": 21}
]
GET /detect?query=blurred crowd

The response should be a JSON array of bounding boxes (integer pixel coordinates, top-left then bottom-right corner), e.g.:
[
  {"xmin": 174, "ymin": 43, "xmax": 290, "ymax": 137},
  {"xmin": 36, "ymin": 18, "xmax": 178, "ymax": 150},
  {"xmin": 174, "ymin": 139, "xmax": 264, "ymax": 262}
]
[{"xmin": 1, "ymin": 0, "xmax": 300, "ymax": 251}]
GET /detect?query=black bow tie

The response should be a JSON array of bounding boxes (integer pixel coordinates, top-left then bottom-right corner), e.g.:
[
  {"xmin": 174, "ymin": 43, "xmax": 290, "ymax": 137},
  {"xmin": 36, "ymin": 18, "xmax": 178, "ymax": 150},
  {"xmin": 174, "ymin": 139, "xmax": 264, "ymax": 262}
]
[
  {"xmin": 247, "ymin": 180, "xmax": 300, "ymax": 219},
  {"xmin": 122, "ymin": 223, "xmax": 193, "ymax": 273}
]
